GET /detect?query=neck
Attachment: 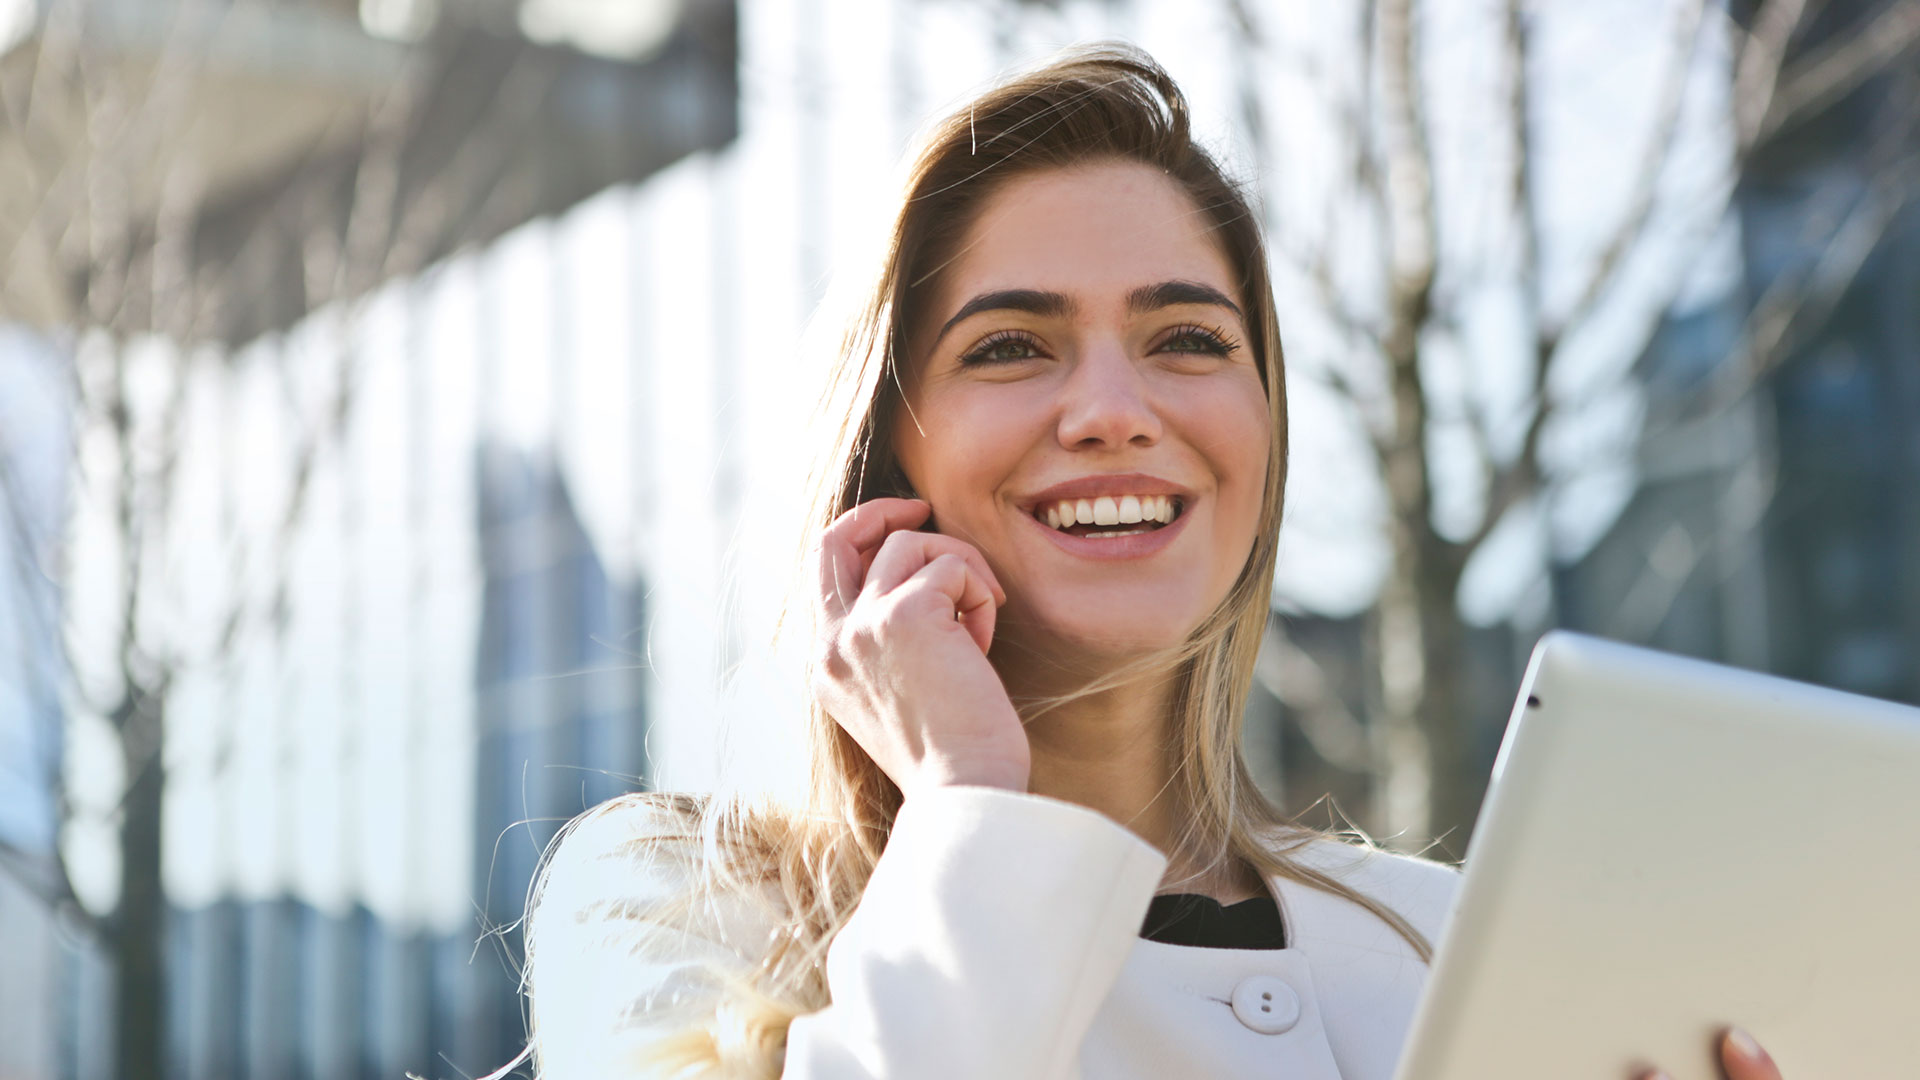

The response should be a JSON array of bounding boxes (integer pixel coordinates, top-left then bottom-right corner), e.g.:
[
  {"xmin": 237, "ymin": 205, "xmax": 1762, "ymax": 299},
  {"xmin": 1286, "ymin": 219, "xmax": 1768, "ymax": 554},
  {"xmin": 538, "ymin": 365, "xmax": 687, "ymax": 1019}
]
[
  {"xmin": 997, "ymin": 652, "xmax": 1260, "ymax": 904},
  {"xmin": 1020, "ymin": 666, "xmax": 1182, "ymax": 851}
]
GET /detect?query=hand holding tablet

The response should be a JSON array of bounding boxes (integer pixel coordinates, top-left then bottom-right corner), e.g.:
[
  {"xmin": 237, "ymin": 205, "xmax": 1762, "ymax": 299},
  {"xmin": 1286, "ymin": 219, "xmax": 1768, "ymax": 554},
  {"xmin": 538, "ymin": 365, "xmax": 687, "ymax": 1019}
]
[
  {"xmin": 1394, "ymin": 633, "xmax": 1920, "ymax": 1080},
  {"xmin": 1637, "ymin": 1028, "xmax": 1782, "ymax": 1080}
]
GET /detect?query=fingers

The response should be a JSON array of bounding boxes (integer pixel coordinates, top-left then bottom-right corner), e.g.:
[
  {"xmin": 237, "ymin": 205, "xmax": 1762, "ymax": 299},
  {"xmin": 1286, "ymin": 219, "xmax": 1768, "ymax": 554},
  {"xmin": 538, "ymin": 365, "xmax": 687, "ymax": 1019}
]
[
  {"xmin": 1635, "ymin": 1028, "xmax": 1781, "ymax": 1080},
  {"xmin": 815, "ymin": 499, "xmax": 932, "ymax": 618},
  {"xmin": 1719, "ymin": 1028, "xmax": 1781, "ymax": 1080},
  {"xmin": 813, "ymin": 499, "xmax": 1006, "ymax": 659},
  {"xmin": 864, "ymin": 529, "xmax": 1005, "ymax": 605},
  {"xmin": 893, "ymin": 553, "xmax": 999, "ymax": 655}
]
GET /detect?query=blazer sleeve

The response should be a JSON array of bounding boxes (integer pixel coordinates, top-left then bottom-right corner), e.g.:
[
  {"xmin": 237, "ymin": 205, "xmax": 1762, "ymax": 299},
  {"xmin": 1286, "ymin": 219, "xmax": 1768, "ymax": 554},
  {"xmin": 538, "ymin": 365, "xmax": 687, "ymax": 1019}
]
[
  {"xmin": 526, "ymin": 787, "xmax": 1168, "ymax": 1080},
  {"xmin": 782, "ymin": 786, "xmax": 1169, "ymax": 1079}
]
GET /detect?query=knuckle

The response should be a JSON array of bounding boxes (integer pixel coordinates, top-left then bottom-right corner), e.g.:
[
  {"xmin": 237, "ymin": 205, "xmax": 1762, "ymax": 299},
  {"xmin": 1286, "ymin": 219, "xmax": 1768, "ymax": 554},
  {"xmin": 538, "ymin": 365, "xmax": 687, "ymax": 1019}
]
[
  {"xmin": 843, "ymin": 610, "xmax": 889, "ymax": 651},
  {"xmin": 887, "ymin": 565, "xmax": 938, "ymax": 593},
  {"xmin": 811, "ymin": 638, "xmax": 854, "ymax": 682},
  {"xmin": 876, "ymin": 529, "xmax": 919, "ymax": 557},
  {"xmin": 928, "ymin": 553, "xmax": 971, "ymax": 584},
  {"xmin": 869, "ymin": 583, "xmax": 928, "ymax": 618},
  {"xmin": 892, "ymin": 584, "xmax": 956, "ymax": 621}
]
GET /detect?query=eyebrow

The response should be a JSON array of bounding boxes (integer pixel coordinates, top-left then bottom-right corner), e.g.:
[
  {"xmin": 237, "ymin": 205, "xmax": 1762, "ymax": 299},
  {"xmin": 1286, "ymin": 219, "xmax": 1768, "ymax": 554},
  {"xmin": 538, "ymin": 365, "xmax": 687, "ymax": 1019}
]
[
  {"xmin": 930, "ymin": 279, "xmax": 1244, "ymax": 350},
  {"xmin": 1126, "ymin": 280, "xmax": 1243, "ymax": 320},
  {"xmin": 932, "ymin": 288, "xmax": 1074, "ymax": 346}
]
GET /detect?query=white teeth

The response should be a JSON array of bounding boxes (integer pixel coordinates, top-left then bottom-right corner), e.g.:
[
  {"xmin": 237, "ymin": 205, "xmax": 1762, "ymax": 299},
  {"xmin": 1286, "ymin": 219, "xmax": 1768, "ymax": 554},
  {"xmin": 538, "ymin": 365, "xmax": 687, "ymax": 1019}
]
[{"xmin": 1037, "ymin": 494, "xmax": 1181, "ymax": 532}]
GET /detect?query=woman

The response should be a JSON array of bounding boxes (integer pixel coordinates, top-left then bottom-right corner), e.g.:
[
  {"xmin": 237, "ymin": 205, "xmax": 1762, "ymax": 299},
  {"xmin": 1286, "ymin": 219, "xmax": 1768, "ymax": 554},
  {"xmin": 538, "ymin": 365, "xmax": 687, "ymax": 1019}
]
[{"xmin": 523, "ymin": 45, "xmax": 1785, "ymax": 1080}]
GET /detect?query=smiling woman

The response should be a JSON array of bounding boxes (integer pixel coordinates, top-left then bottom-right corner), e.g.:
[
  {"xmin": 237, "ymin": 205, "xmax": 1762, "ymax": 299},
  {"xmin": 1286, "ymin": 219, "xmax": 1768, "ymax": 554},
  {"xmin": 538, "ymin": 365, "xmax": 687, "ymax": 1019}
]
[
  {"xmin": 893, "ymin": 160, "xmax": 1273, "ymax": 673},
  {"xmin": 513, "ymin": 41, "xmax": 1796, "ymax": 1080},
  {"xmin": 518, "ymin": 44, "xmax": 1455, "ymax": 1080}
]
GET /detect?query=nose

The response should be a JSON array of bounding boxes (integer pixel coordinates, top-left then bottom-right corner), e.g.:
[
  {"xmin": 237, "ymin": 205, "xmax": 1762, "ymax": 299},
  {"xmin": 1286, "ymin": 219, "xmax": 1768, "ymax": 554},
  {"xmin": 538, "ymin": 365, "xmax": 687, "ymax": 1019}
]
[{"xmin": 1055, "ymin": 342, "xmax": 1162, "ymax": 450}]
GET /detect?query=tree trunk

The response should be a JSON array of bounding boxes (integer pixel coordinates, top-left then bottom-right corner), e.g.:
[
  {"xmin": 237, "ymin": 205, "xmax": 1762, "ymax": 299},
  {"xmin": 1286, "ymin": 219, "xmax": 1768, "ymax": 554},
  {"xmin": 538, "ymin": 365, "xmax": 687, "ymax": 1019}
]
[
  {"xmin": 1372, "ymin": 543, "xmax": 1433, "ymax": 844},
  {"xmin": 1372, "ymin": 508, "xmax": 1472, "ymax": 852},
  {"xmin": 114, "ymin": 689, "xmax": 166, "ymax": 1080},
  {"xmin": 1416, "ymin": 548, "xmax": 1476, "ymax": 856}
]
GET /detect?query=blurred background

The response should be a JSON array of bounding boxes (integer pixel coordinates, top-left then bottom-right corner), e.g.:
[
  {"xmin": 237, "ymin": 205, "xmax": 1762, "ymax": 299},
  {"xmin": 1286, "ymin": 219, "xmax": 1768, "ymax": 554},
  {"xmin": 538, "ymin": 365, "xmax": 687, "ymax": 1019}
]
[{"xmin": 0, "ymin": 0, "xmax": 1914, "ymax": 1077}]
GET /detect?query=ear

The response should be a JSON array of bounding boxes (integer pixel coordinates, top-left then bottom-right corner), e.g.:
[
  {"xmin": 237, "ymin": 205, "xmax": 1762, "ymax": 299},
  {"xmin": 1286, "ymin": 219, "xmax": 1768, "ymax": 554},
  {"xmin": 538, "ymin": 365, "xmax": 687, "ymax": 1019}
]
[{"xmin": 887, "ymin": 463, "xmax": 920, "ymax": 501}]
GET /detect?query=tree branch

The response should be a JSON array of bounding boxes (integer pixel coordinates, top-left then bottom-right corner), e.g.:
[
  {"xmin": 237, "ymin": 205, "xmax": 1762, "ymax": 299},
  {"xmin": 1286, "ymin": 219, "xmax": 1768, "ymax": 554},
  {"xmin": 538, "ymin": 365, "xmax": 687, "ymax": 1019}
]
[
  {"xmin": 1458, "ymin": 0, "xmax": 1546, "ymax": 553},
  {"xmin": 1377, "ymin": 0, "xmax": 1442, "ymax": 553},
  {"xmin": 1379, "ymin": 0, "xmax": 1438, "ymax": 308},
  {"xmin": 1255, "ymin": 624, "xmax": 1374, "ymax": 773},
  {"xmin": 1551, "ymin": 0, "xmax": 1709, "ymax": 345},
  {"xmin": 1486, "ymin": 0, "xmax": 1713, "ymax": 555},
  {"xmin": 1753, "ymin": 0, "xmax": 1920, "ymax": 149},
  {"xmin": 1603, "ymin": 452, "xmax": 1775, "ymax": 642},
  {"xmin": 0, "ymin": 837, "xmax": 104, "ymax": 941},
  {"xmin": 1732, "ymin": 0, "xmax": 1814, "ymax": 152},
  {"xmin": 1707, "ymin": 152, "xmax": 1920, "ymax": 412},
  {"xmin": 1468, "ymin": 411, "xmax": 1547, "ymax": 552},
  {"xmin": 1504, "ymin": 0, "xmax": 1541, "ymax": 320}
]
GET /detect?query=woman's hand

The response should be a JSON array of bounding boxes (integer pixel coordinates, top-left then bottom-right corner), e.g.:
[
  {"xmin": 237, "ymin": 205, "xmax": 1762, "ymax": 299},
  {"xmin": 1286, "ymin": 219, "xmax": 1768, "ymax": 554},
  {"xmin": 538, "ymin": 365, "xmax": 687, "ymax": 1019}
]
[
  {"xmin": 810, "ymin": 497, "xmax": 1030, "ymax": 797},
  {"xmin": 1637, "ymin": 1027, "xmax": 1782, "ymax": 1080}
]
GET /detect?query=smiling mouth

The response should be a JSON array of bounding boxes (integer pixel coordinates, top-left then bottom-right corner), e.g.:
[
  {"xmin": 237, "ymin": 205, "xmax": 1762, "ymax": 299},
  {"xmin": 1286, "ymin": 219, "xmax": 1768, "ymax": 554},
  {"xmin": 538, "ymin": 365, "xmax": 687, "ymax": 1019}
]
[{"xmin": 1032, "ymin": 494, "xmax": 1185, "ymax": 539}]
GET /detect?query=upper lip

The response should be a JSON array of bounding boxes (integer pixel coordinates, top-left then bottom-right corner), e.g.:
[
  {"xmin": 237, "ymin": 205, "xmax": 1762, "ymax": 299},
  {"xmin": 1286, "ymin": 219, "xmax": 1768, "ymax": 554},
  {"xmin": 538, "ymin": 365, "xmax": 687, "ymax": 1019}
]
[{"xmin": 1018, "ymin": 473, "xmax": 1193, "ymax": 510}]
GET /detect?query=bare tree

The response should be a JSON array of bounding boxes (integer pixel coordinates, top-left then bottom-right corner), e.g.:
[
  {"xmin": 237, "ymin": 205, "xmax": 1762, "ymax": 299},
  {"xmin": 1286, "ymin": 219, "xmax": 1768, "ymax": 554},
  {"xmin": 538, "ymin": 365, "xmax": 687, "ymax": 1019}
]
[
  {"xmin": 0, "ymin": 3, "xmax": 448, "ymax": 1076},
  {"xmin": 1247, "ymin": 0, "xmax": 1920, "ymax": 850},
  {"xmin": 2, "ymin": 0, "xmax": 728, "ymax": 1072}
]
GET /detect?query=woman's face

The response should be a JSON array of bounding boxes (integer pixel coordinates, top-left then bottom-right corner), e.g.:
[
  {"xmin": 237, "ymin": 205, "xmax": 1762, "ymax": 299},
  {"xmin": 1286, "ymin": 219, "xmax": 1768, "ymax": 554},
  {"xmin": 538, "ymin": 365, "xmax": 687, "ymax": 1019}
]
[{"xmin": 892, "ymin": 159, "xmax": 1272, "ymax": 663}]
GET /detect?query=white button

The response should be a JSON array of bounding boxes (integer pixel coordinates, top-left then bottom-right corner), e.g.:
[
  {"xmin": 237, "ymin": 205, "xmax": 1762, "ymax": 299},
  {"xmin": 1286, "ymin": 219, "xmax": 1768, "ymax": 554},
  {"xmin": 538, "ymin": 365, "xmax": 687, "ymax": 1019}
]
[{"xmin": 1230, "ymin": 975, "xmax": 1301, "ymax": 1034}]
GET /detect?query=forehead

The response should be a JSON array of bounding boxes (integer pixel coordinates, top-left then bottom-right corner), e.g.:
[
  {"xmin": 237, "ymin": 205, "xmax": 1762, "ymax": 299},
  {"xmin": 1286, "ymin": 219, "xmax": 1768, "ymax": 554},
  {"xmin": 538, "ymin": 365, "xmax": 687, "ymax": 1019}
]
[{"xmin": 933, "ymin": 160, "xmax": 1239, "ymax": 316}]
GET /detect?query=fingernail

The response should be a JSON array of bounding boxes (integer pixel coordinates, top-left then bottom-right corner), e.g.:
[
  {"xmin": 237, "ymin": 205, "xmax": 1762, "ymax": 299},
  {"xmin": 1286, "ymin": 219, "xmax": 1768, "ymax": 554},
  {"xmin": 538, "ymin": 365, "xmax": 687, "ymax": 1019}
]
[
  {"xmin": 1726, "ymin": 1027, "xmax": 1767, "ymax": 1063},
  {"xmin": 1643, "ymin": 1071, "xmax": 1673, "ymax": 1080}
]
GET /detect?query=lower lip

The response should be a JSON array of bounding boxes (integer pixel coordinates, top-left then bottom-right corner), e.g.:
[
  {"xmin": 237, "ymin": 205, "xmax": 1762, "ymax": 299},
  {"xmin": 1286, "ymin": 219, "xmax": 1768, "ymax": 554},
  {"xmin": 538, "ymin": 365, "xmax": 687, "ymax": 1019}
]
[{"xmin": 1023, "ymin": 503, "xmax": 1192, "ymax": 560}]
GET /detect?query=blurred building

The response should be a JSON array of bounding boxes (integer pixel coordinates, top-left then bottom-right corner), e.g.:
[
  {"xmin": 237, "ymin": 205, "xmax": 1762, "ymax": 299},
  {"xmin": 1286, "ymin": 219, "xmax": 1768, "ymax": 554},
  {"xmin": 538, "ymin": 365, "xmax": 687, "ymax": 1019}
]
[
  {"xmin": 6, "ymin": 0, "xmax": 1251, "ymax": 1064},
  {"xmin": 7, "ymin": 0, "xmax": 1914, "ymax": 1078},
  {"xmin": 138, "ymin": 440, "xmax": 647, "ymax": 1080},
  {"xmin": 0, "ymin": 0, "xmax": 740, "ymax": 348},
  {"xmin": 1561, "ymin": 0, "xmax": 1920, "ymax": 709},
  {"xmin": 0, "ymin": 331, "xmax": 71, "ymax": 1080},
  {"xmin": 467, "ymin": 439, "xmax": 650, "ymax": 1074},
  {"xmin": 1, "ymin": 0, "xmax": 735, "ymax": 1077}
]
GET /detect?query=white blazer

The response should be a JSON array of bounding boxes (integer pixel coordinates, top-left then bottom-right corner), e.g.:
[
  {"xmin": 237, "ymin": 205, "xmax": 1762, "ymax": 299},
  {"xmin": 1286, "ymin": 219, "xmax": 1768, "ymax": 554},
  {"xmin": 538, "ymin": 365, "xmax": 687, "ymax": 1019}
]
[{"xmin": 529, "ymin": 786, "xmax": 1461, "ymax": 1080}]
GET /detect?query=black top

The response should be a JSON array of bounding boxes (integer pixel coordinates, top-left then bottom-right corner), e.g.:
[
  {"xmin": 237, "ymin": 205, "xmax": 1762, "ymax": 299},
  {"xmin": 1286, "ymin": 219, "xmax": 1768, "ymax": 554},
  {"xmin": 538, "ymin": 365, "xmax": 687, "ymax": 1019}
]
[{"xmin": 1139, "ymin": 892, "xmax": 1287, "ymax": 950}]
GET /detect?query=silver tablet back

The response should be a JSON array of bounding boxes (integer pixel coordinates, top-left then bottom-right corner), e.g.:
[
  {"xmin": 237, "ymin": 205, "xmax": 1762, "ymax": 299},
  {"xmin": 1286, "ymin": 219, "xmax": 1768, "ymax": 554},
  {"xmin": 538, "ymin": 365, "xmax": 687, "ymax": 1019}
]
[{"xmin": 1393, "ymin": 632, "xmax": 1920, "ymax": 1080}]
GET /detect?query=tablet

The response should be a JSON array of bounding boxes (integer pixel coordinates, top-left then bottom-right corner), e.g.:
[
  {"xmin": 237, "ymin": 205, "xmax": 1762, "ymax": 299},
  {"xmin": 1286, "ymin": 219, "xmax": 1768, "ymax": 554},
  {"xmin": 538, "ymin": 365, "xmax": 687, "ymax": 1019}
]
[{"xmin": 1393, "ymin": 631, "xmax": 1920, "ymax": 1080}]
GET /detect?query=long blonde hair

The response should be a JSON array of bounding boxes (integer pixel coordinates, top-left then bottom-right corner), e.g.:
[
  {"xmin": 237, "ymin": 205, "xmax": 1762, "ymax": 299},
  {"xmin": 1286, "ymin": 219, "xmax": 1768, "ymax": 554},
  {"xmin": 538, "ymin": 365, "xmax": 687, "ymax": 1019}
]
[{"xmin": 525, "ymin": 43, "xmax": 1432, "ymax": 1080}]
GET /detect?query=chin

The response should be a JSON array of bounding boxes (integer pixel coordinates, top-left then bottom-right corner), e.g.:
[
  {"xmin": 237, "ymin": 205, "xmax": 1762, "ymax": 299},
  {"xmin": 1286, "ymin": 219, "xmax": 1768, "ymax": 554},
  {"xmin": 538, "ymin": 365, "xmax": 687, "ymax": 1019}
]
[{"xmin": 1008, "ymin": 596, "xmax": 1208, "ymax": 666}]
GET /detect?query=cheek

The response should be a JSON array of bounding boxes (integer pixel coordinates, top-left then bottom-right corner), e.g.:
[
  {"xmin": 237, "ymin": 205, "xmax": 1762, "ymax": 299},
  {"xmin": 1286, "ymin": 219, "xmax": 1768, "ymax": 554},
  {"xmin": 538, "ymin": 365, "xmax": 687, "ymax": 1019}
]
[
  {"xmin": 897, "ymin": 388, "xmax": 1032, "ymax": 511},
  {"xmin": 1184, "ymin": 377, "xmax": 1273, "ymax": 551},
  {"xmin": 1178, "ymin": 376, "xmax": 1271, "ymax": 486}
]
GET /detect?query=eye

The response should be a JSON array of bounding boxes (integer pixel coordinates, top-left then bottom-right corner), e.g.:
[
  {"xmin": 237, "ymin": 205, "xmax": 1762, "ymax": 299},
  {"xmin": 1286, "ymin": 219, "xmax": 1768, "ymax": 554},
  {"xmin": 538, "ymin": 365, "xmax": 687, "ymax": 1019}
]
[
  {"xmin": 960, "ymin": 331, "xmax": 1048, "ymax": 365},
  {"xmin": 1155, "ymin": 323, "xmax": 1240, "ymax": 357}
]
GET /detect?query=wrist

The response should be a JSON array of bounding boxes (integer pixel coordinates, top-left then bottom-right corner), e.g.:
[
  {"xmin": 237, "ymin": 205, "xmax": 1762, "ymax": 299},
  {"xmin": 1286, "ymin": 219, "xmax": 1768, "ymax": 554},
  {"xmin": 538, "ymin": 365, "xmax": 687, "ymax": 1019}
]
[{"xmin": 904, "ymin": 755, "xmax": 1030, "ymax": 796}]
